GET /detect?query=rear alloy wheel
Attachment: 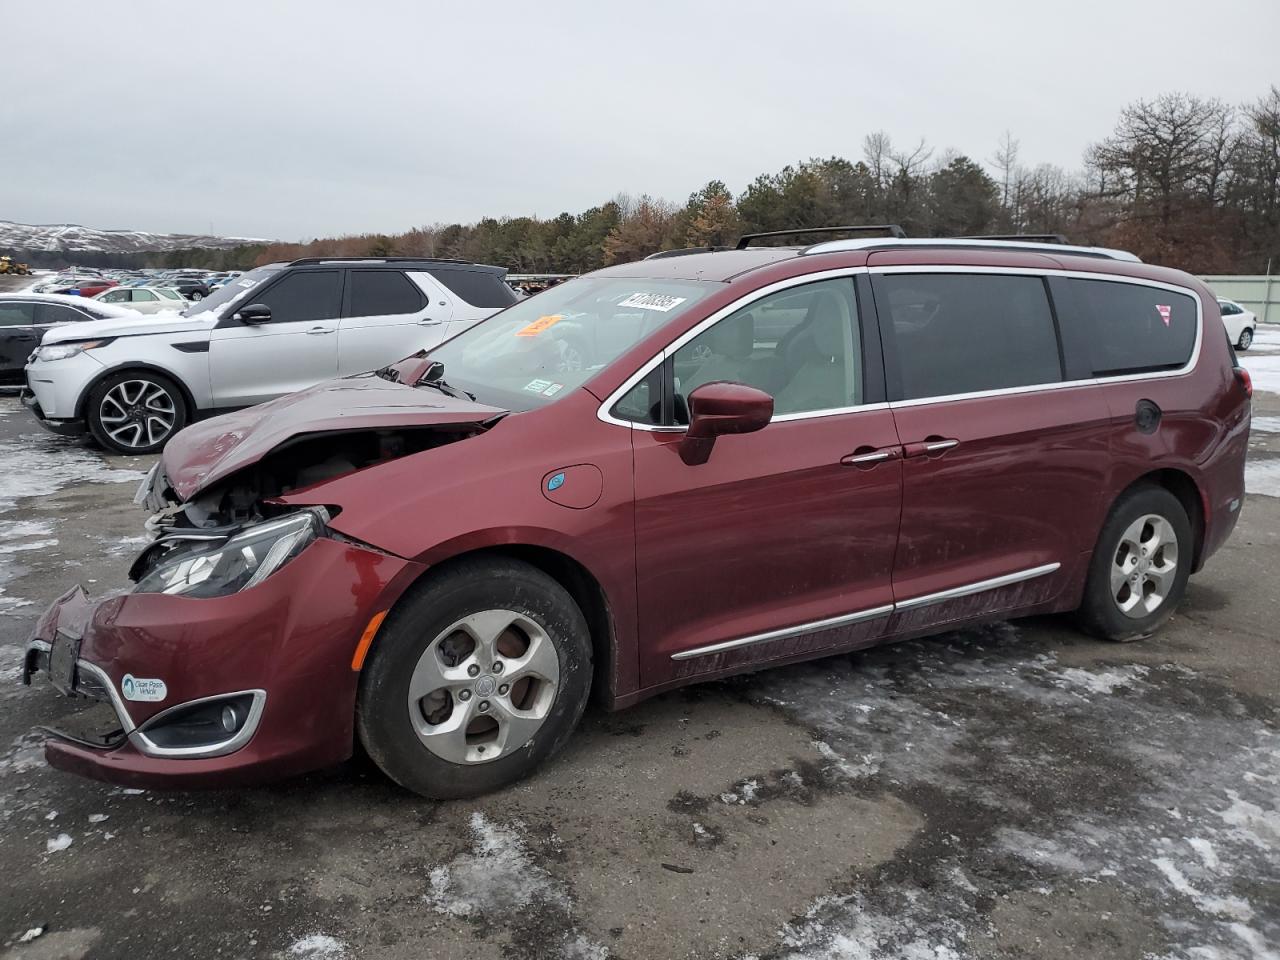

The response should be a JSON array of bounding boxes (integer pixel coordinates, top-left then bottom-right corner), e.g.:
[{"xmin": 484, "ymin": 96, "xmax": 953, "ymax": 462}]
[
  {"xmin": 1077, "ymin": 485, "xmax": 1191, "ymax": 641},
  {"xmin": 87, "ymin": 371, "xmax": 188, "ymax": 454},
  {"xmin": 190, "ymin": 291, "xmax": 204, "ymax": 301},
  {"xmin": 1238, "ymin": 327, "xmax": 1254, "ymax": 351},
  {"xmin": 357, "ymin": 557, "xmax": 592, "ymax": 799}
]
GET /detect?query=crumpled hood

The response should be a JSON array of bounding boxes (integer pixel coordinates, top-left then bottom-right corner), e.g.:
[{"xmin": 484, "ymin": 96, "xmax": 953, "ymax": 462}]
[
  {"xmin": 41, "ymin": 312, "xmax": 213, "ymax": 343},
  {"xmin": 160, "ymin": 376, "xmax": 507, "ymax": 500}
]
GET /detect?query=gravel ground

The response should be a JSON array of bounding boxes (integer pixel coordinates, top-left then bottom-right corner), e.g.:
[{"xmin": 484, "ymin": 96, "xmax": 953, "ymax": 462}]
[{"xmin": 0, "ymin": 334, "xmax": 1276, "ymax": 960}]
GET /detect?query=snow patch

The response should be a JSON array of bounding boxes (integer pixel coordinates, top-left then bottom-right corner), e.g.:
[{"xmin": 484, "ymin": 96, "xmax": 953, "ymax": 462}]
[
  {"xmin": 1245, "ymin": 457, "xmax": 1280, "ymax": 498},
  {"xmin": 0, "ymin": 435, "xmax": 145, "ymax": 512},
  {"xmin": 286, "ymin": 934, "xmax": 347, "ymax": 958},
  {"xmin": 428, "ymin": 812, "xmax": 568, "ymax": 918},
  {"xmin": 1052, "ymin": 664, "xmax": 1149, "ymax": 696},
  {"xmin": 46, "ymin": 833, "xmax": 72, "ymax": 853}
]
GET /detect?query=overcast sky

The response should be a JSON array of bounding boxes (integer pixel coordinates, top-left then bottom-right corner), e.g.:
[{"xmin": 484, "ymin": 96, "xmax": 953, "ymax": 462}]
[{"xmin": 3, "ymin": 0, "xmax": 1277, "ymax": 242}]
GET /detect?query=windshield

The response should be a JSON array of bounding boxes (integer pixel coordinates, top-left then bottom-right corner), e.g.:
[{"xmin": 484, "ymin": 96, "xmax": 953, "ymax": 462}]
[
  {"xmin": 183, "ymin": 264, "xmax": 283, "ymax": 317},
  {"xmin": 426, "ymin": 277, "xmax": 713, "ymax": 410}
]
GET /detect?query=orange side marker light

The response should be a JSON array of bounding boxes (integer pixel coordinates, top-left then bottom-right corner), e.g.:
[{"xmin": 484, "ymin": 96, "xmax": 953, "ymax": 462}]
[{"xmin": 351, "ymin": 610, "xmax": 389, "ymax": 671}]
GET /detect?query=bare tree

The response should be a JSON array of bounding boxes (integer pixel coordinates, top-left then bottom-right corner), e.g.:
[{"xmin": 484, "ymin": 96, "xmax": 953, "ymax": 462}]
[{"xmin": 990, "ymin": 131, "xmax": 1020, "ymax": 209}]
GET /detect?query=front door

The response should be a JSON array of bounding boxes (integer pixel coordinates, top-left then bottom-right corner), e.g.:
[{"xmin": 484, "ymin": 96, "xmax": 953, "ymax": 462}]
[
  {"xmin": 629, "ymin": 276, "xmax": 903, "ymax": 687},
  {"xmin": 869, "ymin": 263, "xmax": 1111, "ymax": 628},
  {"xmin": 209, "ymin": 268, "xmax": 342, "ymax": 407}
]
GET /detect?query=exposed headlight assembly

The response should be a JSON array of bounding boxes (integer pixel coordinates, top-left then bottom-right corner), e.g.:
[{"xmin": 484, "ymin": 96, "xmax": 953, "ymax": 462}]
[
  {"xmin": 133, "ymin": 509, "xmax": 327, "ymax": 599},
  {"xmin": 34, "ymin": 339, "xmax": 114, "ymax": 362}
]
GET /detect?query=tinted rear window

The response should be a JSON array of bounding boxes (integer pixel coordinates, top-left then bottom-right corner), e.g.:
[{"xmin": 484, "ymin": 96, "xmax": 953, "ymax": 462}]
[
  {"xmin": 1071, "ymin": 279, "xmax": 1197, "ymax": 376},
  {"xmin": 427, "ymin": 268, "xmax": 517, "ymax": 309},
  {"xmin": 875, "ymin": 273, "xmax": 1063, "ymax": 401},
  {"xmin": 349, "ymin": 270, "xmax": 424, "ymax": 317}
]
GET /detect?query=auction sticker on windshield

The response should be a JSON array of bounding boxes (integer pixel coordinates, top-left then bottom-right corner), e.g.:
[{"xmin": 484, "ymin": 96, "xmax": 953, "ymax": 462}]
[
  {"xmin": 618, "ymin": 293, "xmax": 687, "ymax": 312},
  {"xmin": 516, "ymin": 314, "xmax": 563, "ymax": 337}
]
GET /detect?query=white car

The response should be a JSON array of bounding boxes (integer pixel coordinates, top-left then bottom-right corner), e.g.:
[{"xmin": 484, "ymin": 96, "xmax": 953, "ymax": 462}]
[
  {"xmin": 24, "ymin": 257, "xmax": 517, "ymax": 454},
  {"xmin": 94, "ymin": 285, "xmax": 188, "ymax": 315},
  {"xmin": 1218, "ymin": 298, "xmax": 1257, "ymax": 350}
]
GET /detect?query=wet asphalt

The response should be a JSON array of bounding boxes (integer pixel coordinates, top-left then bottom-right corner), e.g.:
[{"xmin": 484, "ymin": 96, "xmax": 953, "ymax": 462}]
[{"xmin": 0, "ymin": 314, "xmax": 1276, "ymax": 959}]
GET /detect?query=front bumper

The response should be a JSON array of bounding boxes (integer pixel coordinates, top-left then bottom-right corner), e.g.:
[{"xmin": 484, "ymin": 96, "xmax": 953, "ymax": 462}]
[
  {"xmin": 21, "ymin": 389, "xmax": 86, "ymax": 437},
  {"xmin": 21, "ymin": 537, "xmax": 424, "ymax": 789}
]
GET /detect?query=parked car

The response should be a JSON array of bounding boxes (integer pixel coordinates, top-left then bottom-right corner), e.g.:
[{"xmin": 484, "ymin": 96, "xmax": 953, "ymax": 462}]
[
  {"xmin": 1217, "ymin": 297, "xmax": 1257, "ymax": 350},
  {"xmin": 94, "ymin": 285, "xmax": 188, "ymax": 315},
  {"xmin": 164, "ymin": 278, "xmax": 212, "ymax": 301},
  {"xmin": 19, "ymin": 231, "xmax": 1250, "ymax": 798},
  {"xmin": 22, "ymin": 256, "xmax": 517, "ymax": 453},
  {"xmin": 0, "ymin": 293, "xmax": 141, "ymax": 385},
  {"xmin": 51, "ymin": 277, "xmax": 117, "ymax": 298}
]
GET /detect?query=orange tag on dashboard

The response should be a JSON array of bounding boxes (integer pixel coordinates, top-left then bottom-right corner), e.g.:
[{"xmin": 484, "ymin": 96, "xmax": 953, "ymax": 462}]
[{"xmin": 516, "ymin": 314, "xmax": 563, "ymax": 337}]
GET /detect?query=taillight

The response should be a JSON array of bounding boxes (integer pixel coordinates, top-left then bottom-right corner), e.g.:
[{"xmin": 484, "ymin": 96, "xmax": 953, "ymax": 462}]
[{"xmin": 1235, "ymin": 366, "xmax": 1252, "ymax": 398}]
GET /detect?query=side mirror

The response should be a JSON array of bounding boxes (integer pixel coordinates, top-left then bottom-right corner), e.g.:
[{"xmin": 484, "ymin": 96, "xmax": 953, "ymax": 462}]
[
  {"xmin": 235, "ymin": 303, "xmax": 271, "ymax": 324},
  {"xmin": 679, "ymin": 381, "xmax": 773, "ymax": 466}
]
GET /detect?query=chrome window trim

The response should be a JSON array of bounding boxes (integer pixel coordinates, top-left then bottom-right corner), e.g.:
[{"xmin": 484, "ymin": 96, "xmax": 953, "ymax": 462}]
[
  {"xmin": 598, "ymin": 264, "xmax": 1204, "ymax": 431},
  {"xmin": 671, "ymin": 562, "xmax": 1061, "ymax": 661},
  {"xmin": 132, "ymin": 689, "xmax": 267, "ymax": 759},
  {"xmin": 596, "ymin": 267, "xmax": 871, "ymax": 431},
  {"xmin": 74, "ymin": 659, "xmax": 138, "ymax": 734}
]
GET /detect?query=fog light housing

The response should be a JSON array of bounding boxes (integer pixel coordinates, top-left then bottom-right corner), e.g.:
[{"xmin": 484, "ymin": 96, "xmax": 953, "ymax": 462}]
[{"xmin": 135, "ymin": 692, "xmax": 263, "ymax": 755}]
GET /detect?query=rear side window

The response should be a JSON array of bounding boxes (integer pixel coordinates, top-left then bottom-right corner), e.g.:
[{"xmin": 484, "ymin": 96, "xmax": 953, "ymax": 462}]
[
  {"xmin": 255, "ymin": 270, "xmax": 342, "ymax": 324},
  {"xmin": 348, "ymin": 270, "xmax": 424, "ymax": 317},
  {"xmin": 427, "ymin": 268, "xmax": 518, "ymax": 309},
  {"xmin": 1071, "ymin": 280, "xmax": 1197, "ymax": 376},
  {"xmin": 875, "ymin": 273, "xmax": 1062, "ymax": 401}
]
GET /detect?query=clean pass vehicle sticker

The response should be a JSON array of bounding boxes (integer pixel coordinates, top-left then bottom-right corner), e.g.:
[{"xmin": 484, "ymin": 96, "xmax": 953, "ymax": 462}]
[
  {"xmin": 618, "ymin": 293, "xmax": 687, "ymax": 312},
  {"xmin": 121, "ymin": 674, "xmax": 167, "ymax": 702},
  {"xmin": 524, "ymin": 379, "xmax": 554, "ymax": 393}
]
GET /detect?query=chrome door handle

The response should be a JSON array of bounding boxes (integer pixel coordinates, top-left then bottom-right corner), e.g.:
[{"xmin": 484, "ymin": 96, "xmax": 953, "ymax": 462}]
[
  {"xmin": 306, "ymin": 326, "xmax": 335, "ymax": 336},
  {"xmin": 843, "ymin": 451, "xmax": 891, "ymax": 465},
  {"xmin": 924, "ymin": 439, "xmax": 959, "ymax": 452}
]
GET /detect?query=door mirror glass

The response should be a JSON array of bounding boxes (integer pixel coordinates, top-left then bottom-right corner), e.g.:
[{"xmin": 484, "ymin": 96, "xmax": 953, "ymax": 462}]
[
  {"xmin": 236, "ymin": 303, "xmax": 272, "ymax": 324},
  {"xmin": 680, "ymin": 381, "xmax": 773, "ymax": 465}
]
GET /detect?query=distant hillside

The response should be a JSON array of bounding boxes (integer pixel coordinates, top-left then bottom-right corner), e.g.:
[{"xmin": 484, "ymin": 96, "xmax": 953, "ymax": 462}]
[{"xmin": 0, "ymin": 220, "xmax": 269, "ymax": 255}]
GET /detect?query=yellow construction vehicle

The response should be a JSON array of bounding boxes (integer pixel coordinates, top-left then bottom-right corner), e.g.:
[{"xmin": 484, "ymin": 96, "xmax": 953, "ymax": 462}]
[{"xmin": 0, "ymin": 256, "xmax": 31, "ymax": 275}]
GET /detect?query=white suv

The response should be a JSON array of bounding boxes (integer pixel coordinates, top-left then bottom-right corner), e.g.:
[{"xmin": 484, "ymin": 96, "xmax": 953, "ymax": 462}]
[{"xmin": 23, "ymin": 257, "xmax": 516, "ymax": 453}]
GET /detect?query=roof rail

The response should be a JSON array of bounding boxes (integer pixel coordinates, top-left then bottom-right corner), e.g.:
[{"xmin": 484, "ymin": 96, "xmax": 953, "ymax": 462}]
[
  {"xmin": 644, "ymin": 246, "xmax": 731, "ymax": 260},
  {"xmin": 956, "ymin": 233, "xmax": 1070, "ymax": 244},
  {"xmin": 287, "ymin": 256, "xmax": 472, "ymax": 266},
  {"xmin": 799, "ymin": 237, "xmax": 1141, "ymax": 263},
  {"xmin": 735, "ymin": 224, "xmax": 906, "ymax": 250}
]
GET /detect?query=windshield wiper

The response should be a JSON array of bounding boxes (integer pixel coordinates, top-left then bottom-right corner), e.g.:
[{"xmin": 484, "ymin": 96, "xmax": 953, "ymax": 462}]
[{"xmin": 415, "ymin": 362, "xmax": 475, "ymax": 401}]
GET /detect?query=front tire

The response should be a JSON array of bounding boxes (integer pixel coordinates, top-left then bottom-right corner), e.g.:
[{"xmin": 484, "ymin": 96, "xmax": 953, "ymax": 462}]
[
  {"xmin": 1238, "ymin": 327, "xmax": 1254, "ymax": 351},
  {"xmin": 357, "ymin": 557, "xmax": 593, "ymax": 799},
  {"xmin": 1077, "ymin": 484, "xmax": 1192, "ymax": 642},
  {"xmin": 86, "ymin": 371, "xmax": 189, "ymax": 455}
]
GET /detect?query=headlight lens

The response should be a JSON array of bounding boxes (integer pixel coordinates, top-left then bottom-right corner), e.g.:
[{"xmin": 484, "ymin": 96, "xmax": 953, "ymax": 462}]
[
  {"xmin": 133, "ymin": 510, "xmax": 324, "ymax": 598},
  {"xmin": 35, "ymin": 339, "xmax": 112, "ymax": 362}
]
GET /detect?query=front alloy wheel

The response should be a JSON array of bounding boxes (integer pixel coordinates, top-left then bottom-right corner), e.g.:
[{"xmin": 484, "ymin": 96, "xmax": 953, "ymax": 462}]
[
  {"xmin": 1238, "ymin": 327, "xmax": 1254, "ymax": 350},
  {"xmin": 357, "ymin": 557, "xmax": 592, "ymax": 799},
  {"xmin": 408, "ymin": 610, "xmax": 560, "ymax": 764},
  {"xmin": 87, "ymin": 371, "xmax": 189, "ymax": 454}
]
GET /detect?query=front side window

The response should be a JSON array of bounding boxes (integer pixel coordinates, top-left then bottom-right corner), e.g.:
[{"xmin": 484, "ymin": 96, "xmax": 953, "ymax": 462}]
[
  {"xmin": 253, "ymin": 270, "xmax": 342, "ymax": 324},
  {"xmin": 428, "ymin": 277, "xmax": 712, "ymax": 411},
  {"xmin": 0, "ymin": 303, "xmax": 36, "ymax": 326},
  {"xmin": 875, "ymin": 273, "xmax": 1062, "ymax": 401},
  {"xmin": 34, "ymin": 303, "xmax": 89, "ymax": 325},
  {"xmin": 349, "ymin": 270, "xmax": 424, "ymax": 317},
  {"xmin": 1073, "ymin": 279, "xmax": 1197, "ymax": 376},
  {"xmin": 671, "ymin": 278, "xmax": 861, "ymax": 417}
]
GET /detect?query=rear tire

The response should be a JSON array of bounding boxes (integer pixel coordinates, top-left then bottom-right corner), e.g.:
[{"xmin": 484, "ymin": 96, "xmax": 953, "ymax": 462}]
[
  {"xmin": 86, "ymin": 370, "xmax": 189, "ymax": 455},
  {"xmin": 1237, "ymin": 327, "xmax": 1254, "ymax": 351},
  {"xmin": 1076, "ymin": 484, "xmax": 1192, "ymax": 642},
  {"xmin": 357, "ymin": 557, "xmax": 593, "ymax": 799}
]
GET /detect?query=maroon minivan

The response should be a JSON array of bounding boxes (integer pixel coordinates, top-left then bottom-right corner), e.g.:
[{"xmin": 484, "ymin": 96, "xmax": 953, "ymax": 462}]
[{"xmin": 22, "ymin": 231, "xmax": 1251, "ymax": 798}]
